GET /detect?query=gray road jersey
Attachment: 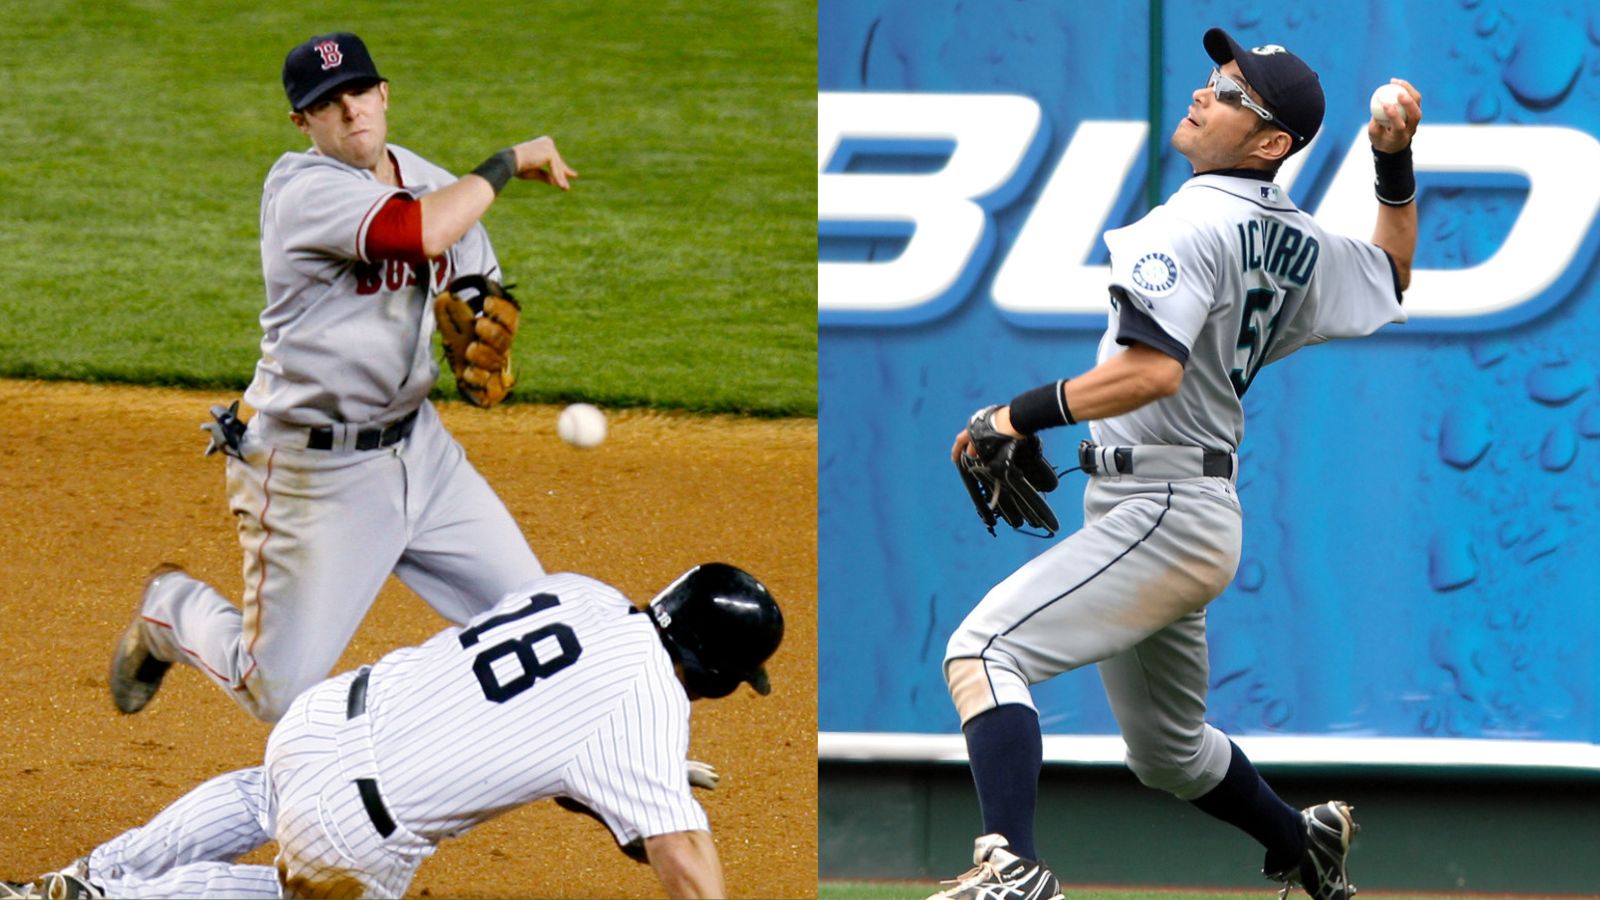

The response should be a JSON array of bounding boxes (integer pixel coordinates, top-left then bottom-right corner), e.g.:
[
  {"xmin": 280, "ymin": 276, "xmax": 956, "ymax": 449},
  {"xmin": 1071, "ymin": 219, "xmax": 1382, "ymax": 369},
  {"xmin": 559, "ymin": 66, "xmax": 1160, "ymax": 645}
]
[
  {"xmin": 363, "ymin": 572, "xmax": 707, "ymax": 845},
  {"xmin": 1092, "ymin": 174, "xmax": 1405, "ymax": 452},
  {"xmin": 247, "ymin": 143, "xmax": 501, "ymax": 426}
]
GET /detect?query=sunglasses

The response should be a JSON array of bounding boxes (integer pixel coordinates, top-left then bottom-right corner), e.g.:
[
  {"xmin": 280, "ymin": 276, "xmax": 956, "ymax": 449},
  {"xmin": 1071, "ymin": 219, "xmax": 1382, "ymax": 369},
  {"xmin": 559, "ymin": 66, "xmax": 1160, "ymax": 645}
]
[{"xmin": 1208, "ymin": 68, "xmax": 1302, "ymax": 142}]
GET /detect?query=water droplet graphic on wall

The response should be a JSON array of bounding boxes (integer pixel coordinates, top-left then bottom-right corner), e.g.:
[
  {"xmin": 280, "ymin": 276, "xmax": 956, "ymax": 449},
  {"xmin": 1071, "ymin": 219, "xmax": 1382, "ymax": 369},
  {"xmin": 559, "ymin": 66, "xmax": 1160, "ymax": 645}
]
[
  {"xmin": 1428, "ymin": 529, "xmax": 1478, "ymax": 591},
  {"xmin": 1540, "ymin": 425, "xmax": 1578, "ymax": 472},
  {"xmin": 1526, "ymin": 361, "xmax": 1592, "ymax": 405},
  {"xmin": 1502, "ymin": 21, "xmax": 1585, "ymax": 109},
  {"xmin": 1236, "ymin": 559, "xmax": 1265, "ymax": 592},
  {"xmin": 1468, "ymin": 339, "xmax": 1509, "ymax": 369},
  {"xmin": 1578, "ymin": 403, "xmax": 1600, "ymax": 438},
  {"xmin": 1438, "ymin": 403, "xmax": 1493, "ymax": 468},
  {"xmin": 1513, "ymin": 522, "xmax": 1565, "ymax": 563},
  {"xmin": 1466, "ymin": 91, "xmax": 1501, "ymax": 123}
]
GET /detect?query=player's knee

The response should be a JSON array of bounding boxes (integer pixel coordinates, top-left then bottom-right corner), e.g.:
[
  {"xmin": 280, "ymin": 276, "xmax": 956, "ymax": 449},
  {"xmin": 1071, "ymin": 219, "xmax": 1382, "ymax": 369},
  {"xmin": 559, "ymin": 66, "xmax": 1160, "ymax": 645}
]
[
  {"xmin": 943, "ymin": 653, "xmax": 1033, "ymax": 725},
  {"xmin": 243, "ymin": 694, "xmax": 291, "ymax": 724},
  {"xmin": 943, "ymin": 619, "xmax": 976, "ymax": 665},
  {"xmin": 1125, "ymin": 754, "xmax": 1195, "ymax": 796},
  {"xmin": 943, "ymin": 602, "xmax": 1039, "ymax": 723},
  {"xmin": 1123, "ymin": 744, "xmax": 1215, "ymax": 800},
  {"xmin": 237, "ymin": 679, "xmax": 306, "ymax": 724},
  {"xmin": 942, "ymin": 606, "xmax": 1008, "ymax": 669},
  {"xmin": 943, "ymin": 657, "xmax": 994, "ymax": 723}
]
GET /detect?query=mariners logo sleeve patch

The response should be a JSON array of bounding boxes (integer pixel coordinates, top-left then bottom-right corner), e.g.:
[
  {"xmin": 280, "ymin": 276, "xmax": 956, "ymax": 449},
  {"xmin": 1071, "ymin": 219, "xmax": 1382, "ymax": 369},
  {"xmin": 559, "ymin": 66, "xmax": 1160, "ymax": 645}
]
[{"xmin": 1131, "ymin": 252, "xmax": 1180, "ymax": 295}]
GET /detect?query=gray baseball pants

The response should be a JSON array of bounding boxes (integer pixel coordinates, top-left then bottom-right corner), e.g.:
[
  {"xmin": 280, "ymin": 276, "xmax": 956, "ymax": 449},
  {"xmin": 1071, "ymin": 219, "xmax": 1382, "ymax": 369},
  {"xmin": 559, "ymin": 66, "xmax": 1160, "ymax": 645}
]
[{"xmin": 945, "ymin": 472, "xmax": 1243, "ymax": 799}]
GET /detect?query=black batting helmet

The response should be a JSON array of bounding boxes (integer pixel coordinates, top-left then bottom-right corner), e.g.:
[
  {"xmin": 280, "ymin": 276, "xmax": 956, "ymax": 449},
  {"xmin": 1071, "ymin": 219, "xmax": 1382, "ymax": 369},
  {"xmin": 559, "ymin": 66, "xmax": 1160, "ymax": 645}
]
[{"xmin": 648, "ymin": 563, "xmax": 783, "ymax": 698}]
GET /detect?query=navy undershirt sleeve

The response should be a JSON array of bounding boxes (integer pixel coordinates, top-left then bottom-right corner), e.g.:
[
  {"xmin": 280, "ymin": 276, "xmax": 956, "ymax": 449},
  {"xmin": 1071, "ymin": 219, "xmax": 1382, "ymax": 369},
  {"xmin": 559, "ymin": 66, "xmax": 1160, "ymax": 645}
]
[
  {"xmin": 1383, "ymin": 250, "xmax": 1404, "ymax": 304},
  {"xmin": 1111, "ymin": 286, "xmax": 1191, "ymax": 365}
]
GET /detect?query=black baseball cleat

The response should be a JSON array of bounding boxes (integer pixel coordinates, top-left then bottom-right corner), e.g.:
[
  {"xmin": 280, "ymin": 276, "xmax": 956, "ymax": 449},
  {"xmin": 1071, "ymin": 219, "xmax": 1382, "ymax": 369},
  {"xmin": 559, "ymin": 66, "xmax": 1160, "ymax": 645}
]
[
  {"xmin": 925, "ymin": 834, "xmax": 1064, "ymax": 900},
  {"xmin": 1266, "ymin": 800, "xmax": 1359, "ymax": 900},
  {"xmin": 108, "ymin": 564, "xmax": 184, "ymax": 714}
]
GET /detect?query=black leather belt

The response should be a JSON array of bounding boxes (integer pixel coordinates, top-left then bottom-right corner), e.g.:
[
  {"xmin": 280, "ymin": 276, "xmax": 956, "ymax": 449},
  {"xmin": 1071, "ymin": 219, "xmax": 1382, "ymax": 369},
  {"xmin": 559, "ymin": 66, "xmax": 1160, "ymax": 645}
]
[
  {"xmin": 308, "ymin": 411, "xmax": 418, "ymax": 451},
  {"xmin": 1078, "ymin": 441, "xmax": 1234, "ymax": 478},
  {"xmin": 1198, "ymin": 451, "xmax": 1234, "ymax": 478},
  {"xmin": 346, "ymin": 668, "xmax": 396, "ymax": 838}
]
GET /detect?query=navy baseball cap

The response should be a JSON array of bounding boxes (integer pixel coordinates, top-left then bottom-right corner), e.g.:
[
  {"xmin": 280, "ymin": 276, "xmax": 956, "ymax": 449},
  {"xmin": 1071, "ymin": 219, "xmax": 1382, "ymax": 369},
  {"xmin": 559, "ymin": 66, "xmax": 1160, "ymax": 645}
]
[
  {"xmin": 283, "ymin": 32, "xmax": 385, "ymax": 111},
  {"xmin": 1203, "ymin": 28, "xmax": 1324, "ymax": 153}
]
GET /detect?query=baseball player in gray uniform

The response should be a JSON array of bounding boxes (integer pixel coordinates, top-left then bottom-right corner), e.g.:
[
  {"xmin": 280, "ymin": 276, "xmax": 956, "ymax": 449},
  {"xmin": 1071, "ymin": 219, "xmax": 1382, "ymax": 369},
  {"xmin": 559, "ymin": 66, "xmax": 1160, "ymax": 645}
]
[
  {"xmin": 17, "ymin": 564, "xmax": 781, "ymax": 900},
  {"xmin": 937, "ymin": 30, "xmax": 1421, "ymax": 900},
  {"xmin": 110, "ymin": 32, "xmax": 579, "ymax": 723}
]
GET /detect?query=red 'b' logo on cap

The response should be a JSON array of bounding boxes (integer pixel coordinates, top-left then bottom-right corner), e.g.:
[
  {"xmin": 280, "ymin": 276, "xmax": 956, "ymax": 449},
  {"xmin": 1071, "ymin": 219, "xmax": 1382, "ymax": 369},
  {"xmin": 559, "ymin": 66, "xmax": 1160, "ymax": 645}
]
[{"xmin": 314, "ymin": 40, "xmax": 343, "ymax": 70}]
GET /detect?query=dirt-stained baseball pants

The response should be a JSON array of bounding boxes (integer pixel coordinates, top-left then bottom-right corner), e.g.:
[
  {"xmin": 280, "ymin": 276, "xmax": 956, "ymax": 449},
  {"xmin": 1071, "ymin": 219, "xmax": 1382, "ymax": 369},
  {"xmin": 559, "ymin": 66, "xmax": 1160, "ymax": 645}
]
[
  {"xmin": 87, "ymin": 669, "xmax": 433, "ymax": 899},
  {"xmin": 139, "ymin": 400, "xmax": 543, "ymax": 722},
  {"xmin": 944, "ymin": 471, "xmax": 1243, "ymax": 799}
]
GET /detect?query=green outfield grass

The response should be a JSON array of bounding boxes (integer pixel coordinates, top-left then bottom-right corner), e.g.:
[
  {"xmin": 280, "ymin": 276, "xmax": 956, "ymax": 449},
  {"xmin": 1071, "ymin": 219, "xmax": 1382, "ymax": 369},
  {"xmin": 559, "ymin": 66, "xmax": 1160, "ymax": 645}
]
[
  {"xmin": 0, "ymin": 0, "xmax": 814, "ymax": 415},
  {"xmin": 822, "ymin": 882, "xmax": 1574, "ymax": 900}
]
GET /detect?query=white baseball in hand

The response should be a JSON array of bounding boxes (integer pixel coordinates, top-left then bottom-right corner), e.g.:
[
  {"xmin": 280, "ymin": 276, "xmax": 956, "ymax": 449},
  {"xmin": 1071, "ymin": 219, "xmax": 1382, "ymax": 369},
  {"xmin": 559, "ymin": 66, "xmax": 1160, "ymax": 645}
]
[
  {"xmin": 1370, "ymin": 83, "xmax": 1407, "ymax": 127},
  {"xmin": 558, "ymin": 403, "xmax": 607, "ymax": 448}
]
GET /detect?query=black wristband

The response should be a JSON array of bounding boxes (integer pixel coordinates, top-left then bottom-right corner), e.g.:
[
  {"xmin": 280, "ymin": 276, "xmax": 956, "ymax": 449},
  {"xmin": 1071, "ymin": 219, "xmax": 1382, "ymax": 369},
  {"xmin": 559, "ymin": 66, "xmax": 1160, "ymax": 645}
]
[
  {"xmin": 1373, "ymin": 145, "xmax": 1415, "ymax": 207},
  {"xmin": 1008, "ymin": 379, "xmax": 1075, "ymax": 433},
  {"xmin": 471, "ymin": 149, "xmax": 517, "ymax": 195}
]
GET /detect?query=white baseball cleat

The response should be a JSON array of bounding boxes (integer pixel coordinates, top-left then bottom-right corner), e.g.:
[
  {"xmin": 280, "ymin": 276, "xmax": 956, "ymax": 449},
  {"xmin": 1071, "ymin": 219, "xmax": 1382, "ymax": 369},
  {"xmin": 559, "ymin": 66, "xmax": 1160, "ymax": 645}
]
[
  {"xmin": 37, "ymin": 872, "xmax": 102, "ymax": 900},
  {"xmin": 15, "ymin": 860, "xmax": 104, "ymax": 900},
  {"xmin": 108, "ymin": 564, "xmax": 183, "ymax": 714},
  {"xmin": 925, "ymin": 834, "xmax": 1064, "ymax": 900}
]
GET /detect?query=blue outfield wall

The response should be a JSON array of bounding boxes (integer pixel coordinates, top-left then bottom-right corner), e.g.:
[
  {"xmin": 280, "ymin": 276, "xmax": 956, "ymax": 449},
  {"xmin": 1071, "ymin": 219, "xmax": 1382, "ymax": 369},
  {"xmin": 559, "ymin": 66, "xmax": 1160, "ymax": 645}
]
[{"xmin": 818, "ymin": 0, "xmax": 1600, "ymax": 747}]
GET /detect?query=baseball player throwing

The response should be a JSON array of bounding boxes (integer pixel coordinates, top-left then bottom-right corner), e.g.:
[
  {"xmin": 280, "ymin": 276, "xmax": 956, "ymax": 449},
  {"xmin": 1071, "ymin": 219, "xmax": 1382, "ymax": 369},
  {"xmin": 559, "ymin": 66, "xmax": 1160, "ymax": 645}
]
[
  {"xmin": 939, "ymin": 29, "xmax": 1420, "ymax": 900},
  {"xmin": 110, "ymin": 32, "xmax": 577, "ymax": 723},
  {"xmin": 17, "ymin": 564, "xmax": 782, "ymax": 899}
]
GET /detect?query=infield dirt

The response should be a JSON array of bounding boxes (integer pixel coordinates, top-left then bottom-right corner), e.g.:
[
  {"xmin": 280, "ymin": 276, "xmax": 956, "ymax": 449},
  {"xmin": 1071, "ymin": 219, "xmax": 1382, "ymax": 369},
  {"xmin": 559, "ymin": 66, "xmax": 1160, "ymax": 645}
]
[{"xmin": 0, "ymin": 380, "xmax": 817, "ymax": 899}]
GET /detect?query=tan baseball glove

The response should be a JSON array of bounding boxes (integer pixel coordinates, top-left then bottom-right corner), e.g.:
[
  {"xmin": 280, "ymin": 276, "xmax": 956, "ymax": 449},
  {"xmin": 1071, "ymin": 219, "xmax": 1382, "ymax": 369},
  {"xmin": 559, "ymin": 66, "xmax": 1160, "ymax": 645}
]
[{"xmin": 435, "ymin": 275, "xmax": 520, "ymax": 408}]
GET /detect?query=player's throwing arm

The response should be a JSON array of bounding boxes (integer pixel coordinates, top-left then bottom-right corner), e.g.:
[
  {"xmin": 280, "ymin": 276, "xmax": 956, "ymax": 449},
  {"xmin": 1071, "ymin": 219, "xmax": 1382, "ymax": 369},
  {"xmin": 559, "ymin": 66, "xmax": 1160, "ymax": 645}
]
[
  {"xmin": 1367, "ymin": 78, "xmax": 1422, "ymax": 289},
  {"xmin": 416, "ymin": 136, "xmax": 578, "ymax": 258},
  {"xmin": 425, "ymin": 137, "xmax": 578, "ymax": 407}
]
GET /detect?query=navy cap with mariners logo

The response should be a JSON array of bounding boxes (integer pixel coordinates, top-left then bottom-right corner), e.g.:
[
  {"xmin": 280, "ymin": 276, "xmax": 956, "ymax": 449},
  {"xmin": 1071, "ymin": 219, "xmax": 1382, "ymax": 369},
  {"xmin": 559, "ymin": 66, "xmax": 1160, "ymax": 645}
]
[
  {"xmin": 1203, "ymin": 28, "xmax": 1324, "ymax": 154},
  {"xmin": 283, "ymin": 32, "xmax": 385, "ymax": 112}
]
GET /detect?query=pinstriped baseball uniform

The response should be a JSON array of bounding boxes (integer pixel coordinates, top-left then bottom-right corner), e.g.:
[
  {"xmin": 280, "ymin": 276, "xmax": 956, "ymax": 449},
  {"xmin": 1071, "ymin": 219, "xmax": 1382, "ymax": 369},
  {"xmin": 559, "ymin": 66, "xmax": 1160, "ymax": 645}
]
[
  {"xmin": 87, "ymin": 573, "xmax": 706, "ymax": 899},
  {"xmin": 139, "ymin": 141, "xmax": 543, "ymax": 722},
  {"xmin": 946, "ymin": 172, "xmax": 1404, "ymax": 798},
  {"xmin": 358, "ymin": 571, "xmax": 704, "ymax": 843},
  {"xmin": 86, "ymin": 768, "xmax": 281, "ymax": 899}
]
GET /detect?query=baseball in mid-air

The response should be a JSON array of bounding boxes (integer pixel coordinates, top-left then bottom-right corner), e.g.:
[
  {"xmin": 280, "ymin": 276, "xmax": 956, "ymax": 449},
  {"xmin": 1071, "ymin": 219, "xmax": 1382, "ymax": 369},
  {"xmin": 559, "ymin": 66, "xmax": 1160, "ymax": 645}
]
[
  {"xmin": 558, "ymin": 403, "xmax": 607, "ymax": 448},
  {"xmin": 1369, "ymin": 82, "xmax": 1407, "ymax": 127}
]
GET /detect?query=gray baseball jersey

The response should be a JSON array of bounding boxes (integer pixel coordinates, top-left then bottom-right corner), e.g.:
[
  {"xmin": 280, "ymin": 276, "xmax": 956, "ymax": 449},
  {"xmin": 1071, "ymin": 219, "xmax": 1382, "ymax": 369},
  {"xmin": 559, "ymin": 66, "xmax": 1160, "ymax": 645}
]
[
  {"xmin": 1094, "ymin": 173, "xmax": 1404, "ymax": 450},
  {"xmin": 946, "ymin": 171, "xmax": 1405, "ymax": 801},
  {"xmin": 138, "ymin": 140, "xmax": 544, "ymax": 724},
  {"xmin": 249, "ymin": 144, "xmax": 499, "ymax": 426}
]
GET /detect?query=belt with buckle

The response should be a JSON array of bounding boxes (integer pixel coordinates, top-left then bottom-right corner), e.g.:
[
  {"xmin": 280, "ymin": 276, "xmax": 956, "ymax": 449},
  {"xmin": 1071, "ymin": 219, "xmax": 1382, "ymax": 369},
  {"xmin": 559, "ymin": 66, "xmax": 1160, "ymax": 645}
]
[
  {"xmin": 346, "ymin": 668, "xmax": 396, "ymax": 838},
  {"xmin": 1078, "ymin": 441, "xmax": 1235, "ymax": 479},
  {"xmin": 308, "ymin": 411, "xmax": 418, "ymax": 452}
]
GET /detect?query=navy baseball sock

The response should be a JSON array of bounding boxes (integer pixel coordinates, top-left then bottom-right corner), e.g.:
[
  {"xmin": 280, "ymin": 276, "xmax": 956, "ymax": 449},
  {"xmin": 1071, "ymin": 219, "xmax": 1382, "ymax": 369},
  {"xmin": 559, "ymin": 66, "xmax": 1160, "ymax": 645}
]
[
  {"xmin": 962, "ymin": 703, "xmax": 1043, "ymax": 860},
  {"xmin": 1190, "ymin": 740, "xmax": 1305, "ymax": 874}
]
